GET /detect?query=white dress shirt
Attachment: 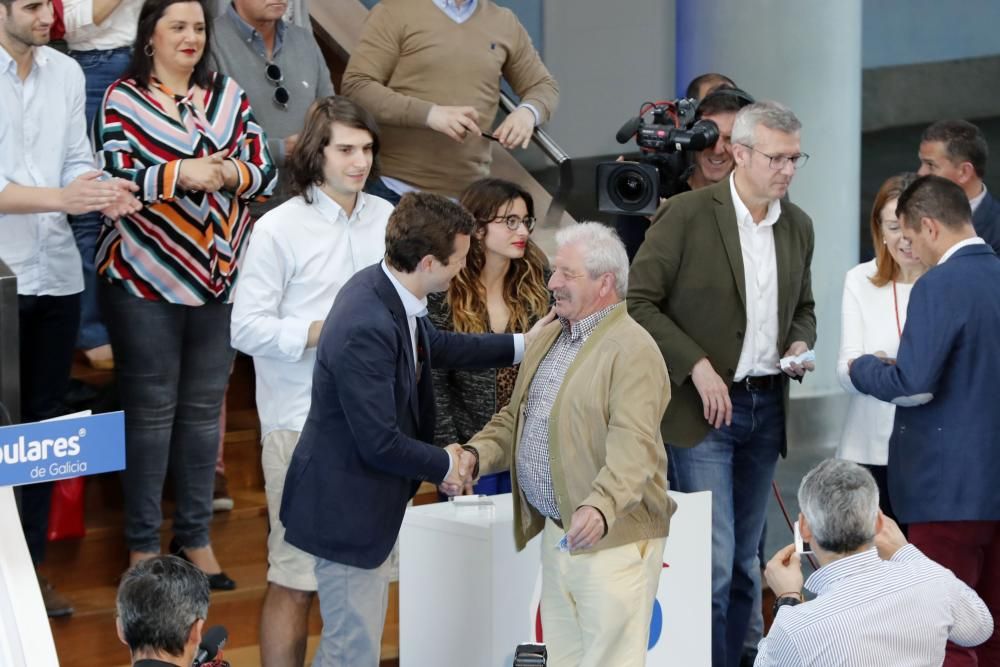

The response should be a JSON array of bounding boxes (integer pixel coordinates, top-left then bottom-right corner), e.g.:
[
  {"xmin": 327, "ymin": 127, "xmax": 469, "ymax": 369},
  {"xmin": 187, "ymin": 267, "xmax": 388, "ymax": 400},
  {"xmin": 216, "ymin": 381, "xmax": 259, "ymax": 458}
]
[
  {"xmin": 730, "ymin": 173, "xmax": 781, "ymax": 380},
  {"xmin": 938, "ymin": 236, "xmax": 986, "ymax": 265},
  {"xmin": 835, "ymin": 260, "xmax": 913, "ymax": 465},
  {"xmin": 756, "ymin": 545, "xmax": 993, "ymax": 666},
  {"xmin": 62, "ymin": 0, "xmax": 142, "ymax": 51},
  {"xmin": 0, "ymin": 45, "xmax": 93, "ymax": 296},
  {"xmin": 230, "ymin": 188, "xmax": 393, "ymax": 436},
  {"xmin": 969, "ymin": 183, "xmax": 987, "ymax": 214}
]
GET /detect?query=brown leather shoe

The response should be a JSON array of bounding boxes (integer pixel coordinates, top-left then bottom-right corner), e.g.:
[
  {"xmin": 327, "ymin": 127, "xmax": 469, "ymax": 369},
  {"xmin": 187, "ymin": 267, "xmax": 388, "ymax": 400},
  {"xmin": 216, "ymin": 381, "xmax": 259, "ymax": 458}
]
[{"xmin": 37, "ymin": 573, "xmax": 74, "ymax": 618}]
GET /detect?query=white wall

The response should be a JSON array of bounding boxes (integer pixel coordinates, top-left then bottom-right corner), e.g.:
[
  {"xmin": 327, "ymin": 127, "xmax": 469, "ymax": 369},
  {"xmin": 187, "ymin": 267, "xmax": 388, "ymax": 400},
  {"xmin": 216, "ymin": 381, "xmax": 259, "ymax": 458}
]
[{"xmin": 541, "ymin": 0, "xmax": 675, "ymax": 158}]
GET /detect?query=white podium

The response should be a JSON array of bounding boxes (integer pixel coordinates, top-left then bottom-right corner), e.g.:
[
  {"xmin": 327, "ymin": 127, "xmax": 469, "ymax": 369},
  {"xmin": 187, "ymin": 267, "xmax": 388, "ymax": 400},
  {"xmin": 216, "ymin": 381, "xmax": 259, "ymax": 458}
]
[
  {"xmin": 399, "ymin": 491, "xmax": 711, "ymax": 667},
  {"xmin": 399, "ymin": 494, "xmax": 539, "ymax": 667},
  {"xmin": 0, "ymin": 486, "xmax": 59, "ymax": 667}
]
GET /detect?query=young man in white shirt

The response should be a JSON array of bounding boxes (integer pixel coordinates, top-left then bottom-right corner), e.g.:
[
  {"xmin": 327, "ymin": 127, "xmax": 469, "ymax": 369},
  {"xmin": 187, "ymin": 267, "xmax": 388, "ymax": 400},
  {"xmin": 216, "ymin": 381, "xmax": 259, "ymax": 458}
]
[
  {"xmin": 230, "ymin": 95, "xmax": 393, "ymax": 667},
  {"xmin": 0, "ymin": 0, "xmax": 138, "ymax": 618}
]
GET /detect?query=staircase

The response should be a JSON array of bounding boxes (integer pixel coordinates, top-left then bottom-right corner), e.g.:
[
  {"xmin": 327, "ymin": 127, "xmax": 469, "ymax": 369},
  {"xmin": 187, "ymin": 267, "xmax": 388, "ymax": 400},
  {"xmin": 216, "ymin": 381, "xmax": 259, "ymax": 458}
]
[{"xmin": 43, "ymin": 354, "xmax": 427, "ymax": 666}]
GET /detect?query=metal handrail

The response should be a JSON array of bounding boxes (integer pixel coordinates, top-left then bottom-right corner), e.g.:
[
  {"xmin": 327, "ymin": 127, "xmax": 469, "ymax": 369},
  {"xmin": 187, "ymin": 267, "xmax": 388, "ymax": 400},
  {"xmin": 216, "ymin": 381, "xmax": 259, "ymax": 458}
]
[
  {"xmin": 498, "ymin": 92, "xmax": 570, "ymax": 166},
  {"xmin": 0, "ymin": 259, "xmax": 19, "ymax": 424}
]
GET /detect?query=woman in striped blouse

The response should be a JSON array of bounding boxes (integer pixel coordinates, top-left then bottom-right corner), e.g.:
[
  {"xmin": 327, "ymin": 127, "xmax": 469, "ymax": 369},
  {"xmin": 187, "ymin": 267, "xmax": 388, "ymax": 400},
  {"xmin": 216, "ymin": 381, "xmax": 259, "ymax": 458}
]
[{"xmin": 93, "ymin": 0, "xmax": 276, "ymax": 588}]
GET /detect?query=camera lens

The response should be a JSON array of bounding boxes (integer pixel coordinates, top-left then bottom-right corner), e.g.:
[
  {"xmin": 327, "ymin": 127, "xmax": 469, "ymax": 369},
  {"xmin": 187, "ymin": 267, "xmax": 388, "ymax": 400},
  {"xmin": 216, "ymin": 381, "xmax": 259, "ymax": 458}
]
[
  {"xmin": 616, "ymin": 173, "xmax": 647, "ymax": 203},
  {"xmin": 609, "ymin": 165, "xmax": 654, "ymax": 212}
]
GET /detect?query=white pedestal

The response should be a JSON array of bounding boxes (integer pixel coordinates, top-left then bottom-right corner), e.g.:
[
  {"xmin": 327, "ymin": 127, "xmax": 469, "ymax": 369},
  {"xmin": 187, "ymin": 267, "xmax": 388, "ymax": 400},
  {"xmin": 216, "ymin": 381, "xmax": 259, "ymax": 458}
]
[
  {"xmin": 0, "ymin": 486, "xmax": 59, "ymax": 667},
  {"xmin": 400, "ymin": 491, "xmax": 711, "ymax": 666},
  {"xmin": 399, "ymin": 494, "xmax": 540, "ymax": 667}
]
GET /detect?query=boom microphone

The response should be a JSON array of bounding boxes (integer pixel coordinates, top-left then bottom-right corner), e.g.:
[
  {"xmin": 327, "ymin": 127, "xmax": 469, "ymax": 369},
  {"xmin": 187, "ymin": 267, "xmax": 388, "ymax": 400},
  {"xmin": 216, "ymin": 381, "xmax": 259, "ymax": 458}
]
[
  {"xmin": 615, "ymin": 116, "xmax": 642, "ymax": 144},
  {"xmin": 193, "ymin": 625, "xmax": 227, "ymax": 666}
]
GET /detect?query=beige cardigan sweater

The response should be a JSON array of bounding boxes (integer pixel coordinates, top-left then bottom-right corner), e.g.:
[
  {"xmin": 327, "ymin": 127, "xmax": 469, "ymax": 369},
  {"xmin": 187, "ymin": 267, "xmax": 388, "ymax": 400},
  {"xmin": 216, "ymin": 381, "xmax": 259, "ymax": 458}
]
[{"xmin": 469, "ymin": 304, "xmax": 675, "ymax": 553}]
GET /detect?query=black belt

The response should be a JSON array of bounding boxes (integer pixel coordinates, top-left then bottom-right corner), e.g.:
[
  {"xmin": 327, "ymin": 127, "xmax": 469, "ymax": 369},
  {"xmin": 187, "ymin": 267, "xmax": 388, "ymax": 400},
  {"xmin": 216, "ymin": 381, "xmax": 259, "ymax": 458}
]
[{"xmin": 735, "ymin": 374, "xmax": 782, "ymax": 392}]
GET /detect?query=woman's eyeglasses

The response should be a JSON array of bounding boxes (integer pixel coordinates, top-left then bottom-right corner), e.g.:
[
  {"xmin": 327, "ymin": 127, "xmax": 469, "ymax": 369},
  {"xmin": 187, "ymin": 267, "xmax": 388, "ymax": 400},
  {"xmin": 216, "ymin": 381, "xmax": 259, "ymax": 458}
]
[
  {"xmin": 265, "ymin": 63, "xmax": 290, "ymax": 109},
  {"xmin": 485, "ymin": 215, "xmax": 536, "ymax": 232}
]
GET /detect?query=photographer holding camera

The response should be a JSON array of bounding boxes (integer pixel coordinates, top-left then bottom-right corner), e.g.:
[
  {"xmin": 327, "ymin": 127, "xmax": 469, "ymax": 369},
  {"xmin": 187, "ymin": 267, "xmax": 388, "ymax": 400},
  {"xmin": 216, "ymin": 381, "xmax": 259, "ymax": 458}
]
[
  {"xmin": 603, "ymin": 84, "xmax": 752, "ymax": 259},
  {"xmin": 115, "ymin": 556, "xmax": 211, "ymax": 667}
]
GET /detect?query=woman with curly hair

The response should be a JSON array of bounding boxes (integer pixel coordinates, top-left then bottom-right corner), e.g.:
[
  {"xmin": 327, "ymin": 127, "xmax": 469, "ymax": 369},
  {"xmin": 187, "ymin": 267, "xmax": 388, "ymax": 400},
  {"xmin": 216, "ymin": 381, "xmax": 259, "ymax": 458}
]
[{"xmin": 429, "ymin": 178, "xmax": 550, "ymax": 494}]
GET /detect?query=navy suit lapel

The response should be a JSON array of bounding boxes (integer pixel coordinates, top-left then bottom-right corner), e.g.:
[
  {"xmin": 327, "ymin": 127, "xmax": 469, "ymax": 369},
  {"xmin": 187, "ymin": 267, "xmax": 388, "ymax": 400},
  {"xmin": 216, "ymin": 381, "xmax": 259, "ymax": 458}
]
[
  {"xmin": 372, "ymin": 268, "xmax": 420, "ymax": 426},
  {"xmin": 415, "ymin": 317, "xmax": 435, "ymax": 440}
]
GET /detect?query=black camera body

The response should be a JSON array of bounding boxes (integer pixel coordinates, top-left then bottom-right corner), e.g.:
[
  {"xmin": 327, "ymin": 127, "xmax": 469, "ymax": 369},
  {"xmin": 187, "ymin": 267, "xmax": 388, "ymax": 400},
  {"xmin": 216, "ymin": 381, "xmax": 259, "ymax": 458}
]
[{"xmin": 596, "ymin": 97, "xmax": 721, "ymax": 215}]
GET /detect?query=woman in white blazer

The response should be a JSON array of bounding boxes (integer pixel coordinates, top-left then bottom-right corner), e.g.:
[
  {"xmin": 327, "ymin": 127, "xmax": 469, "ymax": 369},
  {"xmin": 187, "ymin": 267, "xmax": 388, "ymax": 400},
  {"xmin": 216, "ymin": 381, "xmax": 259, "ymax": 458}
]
[{"xmin": 837, "ymin": 173, "xmax": 925, "ymax": 520}]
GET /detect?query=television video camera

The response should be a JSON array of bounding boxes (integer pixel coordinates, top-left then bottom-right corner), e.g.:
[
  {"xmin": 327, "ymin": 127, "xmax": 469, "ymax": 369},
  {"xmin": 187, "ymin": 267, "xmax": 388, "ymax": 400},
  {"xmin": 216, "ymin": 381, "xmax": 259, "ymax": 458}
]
[{"xmin": 596, "ymin": 97, "xmax": 720, "ymax": 216}]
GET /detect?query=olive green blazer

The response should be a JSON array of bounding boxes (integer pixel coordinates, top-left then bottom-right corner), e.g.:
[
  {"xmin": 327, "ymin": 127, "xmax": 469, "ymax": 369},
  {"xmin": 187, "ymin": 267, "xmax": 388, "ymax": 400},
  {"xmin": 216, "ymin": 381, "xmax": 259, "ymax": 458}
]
[{"xmin": 627, "ymin": 178, "xmax": 816, "ymax": 452}]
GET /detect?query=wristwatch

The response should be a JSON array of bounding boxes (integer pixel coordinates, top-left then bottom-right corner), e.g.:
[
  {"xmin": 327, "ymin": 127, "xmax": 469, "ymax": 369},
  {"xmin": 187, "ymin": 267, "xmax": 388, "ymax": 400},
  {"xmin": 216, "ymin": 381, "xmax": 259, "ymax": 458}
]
[{"xmin": 772, "ymin": 594, "xmax": 803, "ymax": 617}]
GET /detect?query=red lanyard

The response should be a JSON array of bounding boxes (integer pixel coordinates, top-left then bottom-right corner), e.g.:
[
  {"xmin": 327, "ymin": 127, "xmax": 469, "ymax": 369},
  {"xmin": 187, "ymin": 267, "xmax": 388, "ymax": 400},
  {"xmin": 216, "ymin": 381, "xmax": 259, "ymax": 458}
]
[{"xmin": 891, "ymin": 280, "xmax": 902, "ymax": 338}]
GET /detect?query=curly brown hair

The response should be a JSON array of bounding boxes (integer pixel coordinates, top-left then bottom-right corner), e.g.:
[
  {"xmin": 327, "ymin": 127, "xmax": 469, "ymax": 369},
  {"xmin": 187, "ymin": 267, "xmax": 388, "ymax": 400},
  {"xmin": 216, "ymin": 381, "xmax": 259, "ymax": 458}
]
[{"xmin": 447, "ymin": 179, "xmax": 550, "ymax": 334}]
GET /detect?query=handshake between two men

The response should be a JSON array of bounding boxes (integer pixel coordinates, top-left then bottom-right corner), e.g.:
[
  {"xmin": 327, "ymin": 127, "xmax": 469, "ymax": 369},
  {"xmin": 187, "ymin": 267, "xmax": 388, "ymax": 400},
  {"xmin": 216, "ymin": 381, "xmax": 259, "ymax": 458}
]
[
  {"xmin": 439, "ymin": 444, "xmax": 478, "ymax": 497},
  {"xmin": 435, "ymin": 445, "xmax": 609, "ymax": 552}
]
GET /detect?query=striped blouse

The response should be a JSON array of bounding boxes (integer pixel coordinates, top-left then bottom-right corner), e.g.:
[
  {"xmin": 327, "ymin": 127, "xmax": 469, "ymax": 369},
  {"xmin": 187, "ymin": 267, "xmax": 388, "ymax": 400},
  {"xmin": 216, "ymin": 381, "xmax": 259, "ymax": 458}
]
[{"xmin": 94, "ymin": 72, "xmax": 276, "ymax": 304}]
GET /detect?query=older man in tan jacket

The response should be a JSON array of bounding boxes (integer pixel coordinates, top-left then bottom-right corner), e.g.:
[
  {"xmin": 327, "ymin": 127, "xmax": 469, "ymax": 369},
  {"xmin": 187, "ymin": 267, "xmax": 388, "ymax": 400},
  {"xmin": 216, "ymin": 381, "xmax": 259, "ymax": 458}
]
[{"xmin": 459, "ymin": 222, "xmax": 674, "ymax": 667}]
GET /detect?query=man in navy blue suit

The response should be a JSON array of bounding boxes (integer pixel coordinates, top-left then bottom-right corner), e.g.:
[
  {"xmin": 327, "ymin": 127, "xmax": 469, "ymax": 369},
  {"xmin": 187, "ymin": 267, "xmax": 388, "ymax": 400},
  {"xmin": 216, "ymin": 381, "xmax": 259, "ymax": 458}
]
[
  {"xmin": 917, "ymin": 119, "xmax": 1000, "ymax": 254},
  {"xmin": 280, "ymin": 191, "xmax": 550, "ymax": 666},
  {"xmin": 849, "ymin": 175, "xmax": 1000, "ymax": 666}
]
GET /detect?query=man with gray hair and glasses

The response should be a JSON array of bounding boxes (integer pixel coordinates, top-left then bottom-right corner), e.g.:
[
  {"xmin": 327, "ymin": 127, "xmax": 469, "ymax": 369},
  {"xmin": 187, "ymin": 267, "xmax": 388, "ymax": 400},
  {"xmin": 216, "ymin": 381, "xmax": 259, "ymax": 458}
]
[
  {"xmin": 629, "ymin": 101, "xmax": 816, "ymax": 667},
  {"xmin": 757, "ymin": 459, "xmax": 993, "ymax": 665},
  {"xmin": 461, "ymin": 222, "xmax": 674, "ymax": 666},
  {"xmin": 115, "ymin": 556, "xmax": 211, "ymax": 667}
]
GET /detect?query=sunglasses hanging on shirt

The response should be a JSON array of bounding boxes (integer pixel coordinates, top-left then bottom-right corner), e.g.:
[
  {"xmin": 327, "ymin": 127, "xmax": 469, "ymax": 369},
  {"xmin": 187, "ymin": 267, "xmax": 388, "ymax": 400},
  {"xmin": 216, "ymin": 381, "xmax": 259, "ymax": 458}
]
[{"xmin": 265, "ymin": 63, "xmax": 290, "ymax": 109}]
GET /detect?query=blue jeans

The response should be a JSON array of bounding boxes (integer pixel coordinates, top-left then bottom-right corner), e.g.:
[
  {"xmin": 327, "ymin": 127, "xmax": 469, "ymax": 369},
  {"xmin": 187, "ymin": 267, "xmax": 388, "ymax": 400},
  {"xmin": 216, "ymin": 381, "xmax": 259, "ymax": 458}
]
[
  {"xmin": 669, "ymin": 382, "xmax": 784, "ymax": 667},
  {"xmin": 100, "ymin": 282, "xmax": 234, "ymax": 553},
  {"xmin": 68, "ymin": 47, "xmax": 131, "ymax": 350}
]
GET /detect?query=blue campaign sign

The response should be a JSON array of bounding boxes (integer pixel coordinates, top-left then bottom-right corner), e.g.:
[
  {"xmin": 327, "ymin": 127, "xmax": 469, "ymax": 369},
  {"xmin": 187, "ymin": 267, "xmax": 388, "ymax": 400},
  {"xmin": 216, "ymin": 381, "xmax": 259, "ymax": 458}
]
[{"xmin": 0, "ymin": 412, "xmax": 126, "ymax": 487}]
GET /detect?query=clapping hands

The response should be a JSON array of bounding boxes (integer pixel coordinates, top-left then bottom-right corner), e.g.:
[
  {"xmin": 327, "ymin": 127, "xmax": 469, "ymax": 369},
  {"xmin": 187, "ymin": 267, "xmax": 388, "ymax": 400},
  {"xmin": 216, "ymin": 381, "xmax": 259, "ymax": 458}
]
[{"xmin": 440, "ymin": 443, "xmax": 478, "ymax": 496}]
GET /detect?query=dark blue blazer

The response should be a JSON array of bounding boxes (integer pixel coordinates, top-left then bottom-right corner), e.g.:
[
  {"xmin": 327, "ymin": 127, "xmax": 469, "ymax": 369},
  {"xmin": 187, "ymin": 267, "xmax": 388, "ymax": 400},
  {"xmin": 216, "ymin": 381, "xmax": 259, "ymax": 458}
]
[
  {"xmin": 849, "ymin": 243, "xmax": 1000, "ymax": 524},
  {"xmin": 280, "ymin": 264, "xmax": 515, "ymax": 568},
  {"xmin": 973, "ymin": 190, "xmax": 1000, "ymax": 255}
]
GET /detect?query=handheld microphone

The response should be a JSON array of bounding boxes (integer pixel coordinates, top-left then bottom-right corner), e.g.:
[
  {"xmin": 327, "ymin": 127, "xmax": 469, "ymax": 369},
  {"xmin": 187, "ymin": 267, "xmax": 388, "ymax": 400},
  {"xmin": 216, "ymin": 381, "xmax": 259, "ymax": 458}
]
[
  {"xmin": 193, "ymin": 625, "xmax": 227, "ymax": 666},
  {"xmin": 615, "ymin": 117, "xmax": 642, "ymax": 144}
]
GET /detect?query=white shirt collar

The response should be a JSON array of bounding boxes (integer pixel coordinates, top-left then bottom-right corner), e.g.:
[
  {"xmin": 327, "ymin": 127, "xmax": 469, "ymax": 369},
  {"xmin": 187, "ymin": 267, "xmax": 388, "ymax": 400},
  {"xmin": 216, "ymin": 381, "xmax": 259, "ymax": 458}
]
[
  {"xmin": 380, "ymin": 260, "xmax": 428, "ymax": 318},
  {"xmin": 309, "ymin": 185, "xmax": 367, "ymax": 223},
  {"xmin": 0, "ymin": 43, "xmax": 46, "ymax": 76},
  {"xmin": 938, "ymin": 237, "xmax": 986, "ymax": 265},
  {"xmin": 729, "ymin": 172, "xmax": 781, "ymax": 228},
  {"xmin": 969, "ymin": 183, "xmax": 988, "ymax": 213}
]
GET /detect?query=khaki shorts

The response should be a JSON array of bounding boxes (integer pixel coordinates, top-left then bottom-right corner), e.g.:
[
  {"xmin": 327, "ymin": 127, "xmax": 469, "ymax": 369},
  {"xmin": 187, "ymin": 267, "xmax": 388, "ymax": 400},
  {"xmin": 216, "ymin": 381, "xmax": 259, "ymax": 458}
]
[{"xmin": 261, "ymin": 429, "xmax": 318, "ymax": 592}]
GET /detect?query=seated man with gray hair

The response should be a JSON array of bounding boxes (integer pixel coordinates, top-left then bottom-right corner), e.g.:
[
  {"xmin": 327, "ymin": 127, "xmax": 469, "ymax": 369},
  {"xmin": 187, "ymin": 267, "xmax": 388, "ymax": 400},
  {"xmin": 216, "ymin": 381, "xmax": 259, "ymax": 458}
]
[
  {"xmin": 460, "ymin": 222, "xmax": 675, "ymax": 667},
  {"xmin": 115, "ymin": 556, "xmax": 211, "ymax": 667},
  {"xmin": 756, "ymin": 459, "xmax": 992, "ymax": 666}
]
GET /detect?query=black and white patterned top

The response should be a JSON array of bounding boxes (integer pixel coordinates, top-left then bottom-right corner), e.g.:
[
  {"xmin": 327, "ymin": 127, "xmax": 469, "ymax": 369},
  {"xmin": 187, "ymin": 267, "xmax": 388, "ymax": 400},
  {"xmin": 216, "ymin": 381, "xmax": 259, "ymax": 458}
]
[{"xmin": 516, "ymin": 303, "xmax": 620, "ymax": 519}]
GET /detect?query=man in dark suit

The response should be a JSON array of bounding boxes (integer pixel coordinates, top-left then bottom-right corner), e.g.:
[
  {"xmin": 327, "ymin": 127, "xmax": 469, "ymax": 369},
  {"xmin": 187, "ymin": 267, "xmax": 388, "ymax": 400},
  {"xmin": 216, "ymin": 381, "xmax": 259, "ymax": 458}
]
[
  {"xmin": 279, "ymin": 191, "xmax": 547, "ymax": 666},
  {"xmin": 917, "ymin": 119, "xmax": 1000, "ymax": 254},
  {"xmin": 628, "ymin": 101, "xmax": 816, "ymax": 667},
  {"xmin": 850, "ymin": 175, "xmax": 1000, "ymax": 666}
]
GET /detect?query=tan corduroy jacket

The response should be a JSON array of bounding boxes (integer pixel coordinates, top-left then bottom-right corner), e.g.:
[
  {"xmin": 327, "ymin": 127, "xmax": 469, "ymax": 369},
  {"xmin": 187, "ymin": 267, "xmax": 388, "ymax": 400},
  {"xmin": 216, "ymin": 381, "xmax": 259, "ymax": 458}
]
[{"xmin": 468, "ymin": 304, "xmax": 676, "ymax": 553}]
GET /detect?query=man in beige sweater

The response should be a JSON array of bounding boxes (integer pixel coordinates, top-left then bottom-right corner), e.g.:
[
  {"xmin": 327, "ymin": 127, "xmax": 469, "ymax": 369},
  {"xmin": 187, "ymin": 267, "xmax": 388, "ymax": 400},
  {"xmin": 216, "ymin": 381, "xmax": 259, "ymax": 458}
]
[
  {"xmin": 459, "ymin": 223, "xmax": 673, "ymax": 667},
  {"xmin": 342, "ymin": 0, "xmax": 559, "ymax": 199}
]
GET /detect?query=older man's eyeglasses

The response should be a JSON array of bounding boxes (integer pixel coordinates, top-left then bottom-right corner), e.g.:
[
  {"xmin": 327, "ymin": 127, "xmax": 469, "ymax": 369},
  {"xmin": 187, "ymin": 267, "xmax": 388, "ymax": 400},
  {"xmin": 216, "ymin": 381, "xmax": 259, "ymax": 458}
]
[
  {"xmin": 738, "ymin": 144, "xmax": 810, "ymax": 170},
  {"xmin": 486, "ymin": 215, "xmax": 536, "ymax": 232},
  {"xmin": 265, "ymin": 63, "xmax": 290, "ymax": 109}
]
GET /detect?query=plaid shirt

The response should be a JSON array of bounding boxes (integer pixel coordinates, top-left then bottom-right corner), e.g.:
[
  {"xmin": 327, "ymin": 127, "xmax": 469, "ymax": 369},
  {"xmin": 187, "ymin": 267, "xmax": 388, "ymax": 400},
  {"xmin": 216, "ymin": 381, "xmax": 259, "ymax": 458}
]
[{"xmin": 516, "ymin": 303, "xmax": 620, "ymax": 519}]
